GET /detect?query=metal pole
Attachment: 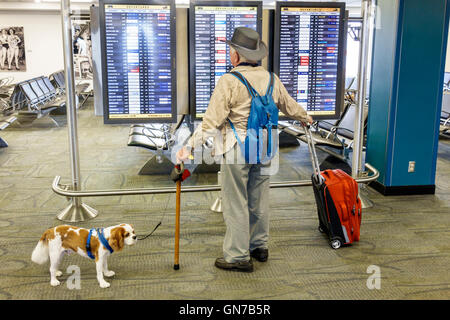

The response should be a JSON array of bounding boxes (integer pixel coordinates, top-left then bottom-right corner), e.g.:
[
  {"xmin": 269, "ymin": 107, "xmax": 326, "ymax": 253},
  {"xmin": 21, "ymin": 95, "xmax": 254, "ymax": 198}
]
[
  {"xmin": 57, "ymin": 0, "xmax": 98, "ymax": 222},
  {"xmin": 210, "ymin": 171, "xmax": 222, "ymax": 213},
  {"xmin": 352, "ymin": 0, "xmax": 373, "ymax": 177},
  {"xmin": 51, "ymin": 163, "xmax": 379, "ymax": 198},
  {"xmin": 352, "ymin": 0, "xmax": 375, "ymax": 208}
]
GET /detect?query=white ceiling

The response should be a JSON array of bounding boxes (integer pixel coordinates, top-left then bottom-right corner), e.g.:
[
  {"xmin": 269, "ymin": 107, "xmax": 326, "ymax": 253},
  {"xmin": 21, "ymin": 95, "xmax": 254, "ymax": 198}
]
[
  {"xmin": 0, "ymin": 0, "xmax": 363, "ymax": 12},
  {"xmin": 0, "ymin": 0, "xmax": 362, "ymax": 5},
  {"xmin": 0, "ymin": 0, "xmax": 95, "ymax": 2}
]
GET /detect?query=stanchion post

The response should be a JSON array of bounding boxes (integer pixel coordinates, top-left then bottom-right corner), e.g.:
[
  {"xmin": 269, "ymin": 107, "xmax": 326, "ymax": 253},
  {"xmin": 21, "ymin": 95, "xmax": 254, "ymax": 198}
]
[
  {"xmin": 210, "ymin": 171, "xmax": 222, "ymax": 213},
  {"xmin": 56, "ymin": 0, "xmax": 98, "ymax": 222},
  {"xmin": 352, "ymin": 0, "xmax": 375, "ymax": 208},
  {"xmin": 352, "ymin": 0, "xmax": 374, "ymax": 177}
]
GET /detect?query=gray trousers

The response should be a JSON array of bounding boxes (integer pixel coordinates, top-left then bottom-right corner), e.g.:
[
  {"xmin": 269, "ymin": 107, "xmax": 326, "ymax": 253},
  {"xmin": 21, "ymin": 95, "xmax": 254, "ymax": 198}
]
[{"xmin": 220, "ymin": 147, "xmax": 271, "ymax": 263}]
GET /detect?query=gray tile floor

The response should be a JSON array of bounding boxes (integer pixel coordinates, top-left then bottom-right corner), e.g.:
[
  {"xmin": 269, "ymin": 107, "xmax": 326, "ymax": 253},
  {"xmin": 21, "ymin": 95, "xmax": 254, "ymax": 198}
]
[{"xmin": 0, "ymin": 100, "xmax": 449, "ymax": 299}]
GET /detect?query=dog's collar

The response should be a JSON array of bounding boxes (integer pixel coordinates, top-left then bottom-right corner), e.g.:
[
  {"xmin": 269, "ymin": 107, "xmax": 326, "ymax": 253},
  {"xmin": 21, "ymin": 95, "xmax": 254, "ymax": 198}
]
[
  {"xmin": 86, "ymin": 228, "xmax": 95, "ymax": 260},
  {"xmin": 97, "ymin": 228, "xmax": 114, "ymax": 254}
]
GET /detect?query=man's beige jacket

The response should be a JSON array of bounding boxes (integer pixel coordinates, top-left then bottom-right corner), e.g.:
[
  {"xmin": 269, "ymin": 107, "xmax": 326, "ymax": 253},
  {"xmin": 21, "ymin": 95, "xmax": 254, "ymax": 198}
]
[{"xmin": 187, "ymin": 65, "xmax": 309, "ymax": 156}]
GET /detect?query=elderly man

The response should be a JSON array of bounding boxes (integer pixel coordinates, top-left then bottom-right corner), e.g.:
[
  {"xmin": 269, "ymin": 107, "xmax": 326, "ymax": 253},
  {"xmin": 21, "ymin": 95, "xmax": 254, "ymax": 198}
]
[{"xmin": 177, "ymin": 27, "xmax": 312, "ymax": 272}]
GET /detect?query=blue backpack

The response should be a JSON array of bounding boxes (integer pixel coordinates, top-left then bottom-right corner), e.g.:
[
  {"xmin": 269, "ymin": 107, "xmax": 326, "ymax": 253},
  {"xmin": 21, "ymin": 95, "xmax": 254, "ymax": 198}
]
[{"xmin": 228, "ymin": 71, "xmax": 279, "ymax": 164}]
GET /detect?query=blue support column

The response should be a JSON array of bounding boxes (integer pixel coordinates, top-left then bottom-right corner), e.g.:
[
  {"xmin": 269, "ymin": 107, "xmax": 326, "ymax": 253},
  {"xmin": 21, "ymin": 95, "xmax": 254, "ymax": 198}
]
[{"xmin": 367, "ymin": 0, "xmax": 450, "ymax": 195}]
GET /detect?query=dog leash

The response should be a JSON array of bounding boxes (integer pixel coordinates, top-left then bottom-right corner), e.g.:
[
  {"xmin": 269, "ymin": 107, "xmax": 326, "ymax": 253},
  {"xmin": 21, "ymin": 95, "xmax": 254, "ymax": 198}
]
[
  {"xmin": 137, "ymin": 162, "xmax": 193, "ymax": 243},
  {"xmin": 136, "ymin": 192, "xmax": 172, "ymax": 241}
]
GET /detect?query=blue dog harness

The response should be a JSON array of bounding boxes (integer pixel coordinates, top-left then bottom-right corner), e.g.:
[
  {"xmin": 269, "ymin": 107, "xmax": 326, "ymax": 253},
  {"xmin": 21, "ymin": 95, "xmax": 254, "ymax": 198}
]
[
  {"xmin": 86, "ymin": 228, "xmax": 95, "ymax": 259},
  {"xmin": 98, "ymin": 228, "xmax": 114, "ymax": 254},
  {"xmin": 86, "ymin": 228, "xmax": 114, "ymax": 260}
]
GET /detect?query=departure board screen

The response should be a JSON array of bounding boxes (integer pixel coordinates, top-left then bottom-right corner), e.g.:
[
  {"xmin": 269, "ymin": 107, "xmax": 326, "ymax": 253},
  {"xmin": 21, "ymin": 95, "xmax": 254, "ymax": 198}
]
[
  {"xmin": 189, "ymin": 2, "xmax": 262, "ymax": 118},
  {"xmin": 274, "ymin": 3, "xmax": 346, "ymax": 119},
  {"xmin": 100, "ymin": 0, "xmax": 176, "ymax": 124}
]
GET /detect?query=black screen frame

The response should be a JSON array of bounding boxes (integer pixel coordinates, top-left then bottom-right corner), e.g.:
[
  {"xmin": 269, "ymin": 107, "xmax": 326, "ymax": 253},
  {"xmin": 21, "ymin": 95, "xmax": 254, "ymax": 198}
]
[
  {"xmin": 189, "ymin": 0, "xmax": 263, "ymax": 120},
  {"xmin": 99, "ymin": 0, "xmax": 177, "ymax": 124},
  {"xmin": 273, "ymin": 1, "xmax": 346, "ymax": 121}
]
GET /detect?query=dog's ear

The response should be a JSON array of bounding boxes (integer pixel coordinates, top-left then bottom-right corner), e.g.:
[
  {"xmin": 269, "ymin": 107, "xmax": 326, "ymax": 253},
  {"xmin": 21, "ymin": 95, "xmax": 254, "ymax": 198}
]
[{"xmin": 110, "ymin": 227, "xmax": 125, "ymax": 252}]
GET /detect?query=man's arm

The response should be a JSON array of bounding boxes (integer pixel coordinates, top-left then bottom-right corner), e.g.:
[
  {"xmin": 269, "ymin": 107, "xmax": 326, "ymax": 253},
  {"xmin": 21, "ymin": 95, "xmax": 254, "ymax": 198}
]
[
  {"xmin": 177, "ymin": 77, "xmax": 233, "ymax": 162},
  {"xmin": 274, "ymin": 74, "xmax": 311, "ymax": 123},
  {"xmin": 185, "ymin": 75, "xmax": 234, "ymax": 150}
]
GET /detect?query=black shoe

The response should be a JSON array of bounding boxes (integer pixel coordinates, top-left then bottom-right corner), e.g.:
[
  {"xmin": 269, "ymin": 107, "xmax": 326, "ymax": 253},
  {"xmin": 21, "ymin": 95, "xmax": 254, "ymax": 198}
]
[
  {"xmin": 250, "ymin": 248, "xmax": 269, "ymax": 262},
  {"xmin": 214, "ymin": 258, "xmax": 254, "ymax": 272}
]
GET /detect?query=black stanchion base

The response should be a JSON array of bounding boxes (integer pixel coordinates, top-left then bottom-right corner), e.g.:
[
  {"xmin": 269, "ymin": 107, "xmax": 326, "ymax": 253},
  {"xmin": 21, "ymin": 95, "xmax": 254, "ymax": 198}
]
[{"xmin": 174, "ymin": 264, "xmax": 180, "ymax": 270}]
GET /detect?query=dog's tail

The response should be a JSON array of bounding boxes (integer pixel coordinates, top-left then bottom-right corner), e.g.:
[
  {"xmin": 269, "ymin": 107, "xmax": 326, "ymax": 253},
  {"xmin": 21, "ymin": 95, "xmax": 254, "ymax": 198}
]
[{"xmin": 31, "ymin": 229, "xmax": 52, "ymax": 265}]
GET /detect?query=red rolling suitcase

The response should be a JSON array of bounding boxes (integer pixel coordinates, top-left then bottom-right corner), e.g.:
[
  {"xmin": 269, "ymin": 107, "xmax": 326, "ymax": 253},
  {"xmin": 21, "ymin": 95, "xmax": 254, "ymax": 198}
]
[{"xmin": 303, "ymin": 124, "xmax": 362, "ymax": 249}]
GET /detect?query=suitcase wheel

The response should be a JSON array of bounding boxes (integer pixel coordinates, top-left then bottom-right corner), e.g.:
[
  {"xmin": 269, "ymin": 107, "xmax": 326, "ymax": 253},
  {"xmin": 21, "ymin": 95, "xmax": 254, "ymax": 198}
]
[
  {"xmin": 330, "ymin": 238, "xmax": 342, "ymax": 250},
  {"xmin": 318, "ymin": 225, "xmax": 326, "ymax": 233}
]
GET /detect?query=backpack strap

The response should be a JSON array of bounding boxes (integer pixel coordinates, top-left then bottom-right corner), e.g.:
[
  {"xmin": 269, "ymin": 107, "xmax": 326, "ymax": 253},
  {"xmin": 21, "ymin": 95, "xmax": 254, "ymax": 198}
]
[
  {"xmin": 265, "ymin": 72, "xmax": 274, "ymax": 97},
  {"xmin": 263, "ymin": 73, "xmax": 275, "ymax": 160},
  {"xmin": 228, "ymin": 71, "xmax": 254, "ymax": 152},
  {"xmin": 227, "ymin": 119, "xmax": 245, "ymax": 150},
  {"xmin": 230, "ymin": 71, "xmax": 258, "ymax": 98},
  {"xmin": 231, "ymin": 71, "xmax": 274, "ymax": 98},
  {"xmin": 228, "ymin": 72, "xmax": 254, "ymax": 153}
]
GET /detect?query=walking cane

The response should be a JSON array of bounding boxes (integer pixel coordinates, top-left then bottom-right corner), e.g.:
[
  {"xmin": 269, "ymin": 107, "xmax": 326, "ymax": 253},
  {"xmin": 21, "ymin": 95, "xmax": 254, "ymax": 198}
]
[
  {"xmin": 174, "ymin": 177, "xmax": 181, "ymax": 270},
  {"xmin": 170, "ymin": 162, "xmax": 191, "ymax": 270}
]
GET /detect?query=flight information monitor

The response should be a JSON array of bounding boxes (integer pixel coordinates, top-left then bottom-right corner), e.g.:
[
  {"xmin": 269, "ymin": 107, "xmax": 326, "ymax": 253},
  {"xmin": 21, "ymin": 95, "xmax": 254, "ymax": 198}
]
[
  {"xmin": 274, "ymin": 2, "xmax": 346, "ymax": 119},
  {"xmin": 189, "ymin": 1, "xmax": 262, "ymax": 119},
  {"xmin": 99, "ymin": 0, "xmax": 177, "ymax": 124}
]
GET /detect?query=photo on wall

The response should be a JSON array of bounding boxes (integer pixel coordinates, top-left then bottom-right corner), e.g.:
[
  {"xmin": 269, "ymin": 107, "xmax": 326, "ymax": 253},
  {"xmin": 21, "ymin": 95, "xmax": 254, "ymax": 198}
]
[{"xmin": 0, "ymin": 26, "xmax": 26, "ymax": 72}]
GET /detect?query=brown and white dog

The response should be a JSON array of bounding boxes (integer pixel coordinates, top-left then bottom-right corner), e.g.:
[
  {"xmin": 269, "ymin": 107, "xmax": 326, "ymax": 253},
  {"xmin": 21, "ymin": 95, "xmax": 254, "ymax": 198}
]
[{"xmin": 31, "ymin": 224, "xmax": 137, "ymax": 288}]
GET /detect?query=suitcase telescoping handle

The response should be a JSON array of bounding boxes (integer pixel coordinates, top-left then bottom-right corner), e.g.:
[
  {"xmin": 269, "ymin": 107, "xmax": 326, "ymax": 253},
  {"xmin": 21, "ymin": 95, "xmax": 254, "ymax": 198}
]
[{"xmin": 301, "ymin": 121, "xmax": 325, "ymax": 184}]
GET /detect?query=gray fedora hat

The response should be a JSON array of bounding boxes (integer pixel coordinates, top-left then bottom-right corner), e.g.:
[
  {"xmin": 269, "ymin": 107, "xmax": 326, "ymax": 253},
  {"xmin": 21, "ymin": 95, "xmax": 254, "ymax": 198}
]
[{"xmin": 226, "ymin": 27, "xmax": 268, "ymax": 62}]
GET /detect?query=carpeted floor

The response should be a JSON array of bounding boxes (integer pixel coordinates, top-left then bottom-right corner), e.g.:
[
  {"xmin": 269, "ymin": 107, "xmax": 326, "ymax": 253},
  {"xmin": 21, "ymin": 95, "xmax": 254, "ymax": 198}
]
[{"xmin": 0, "ymin": 100, "xmax": 449, "ymax": 300}]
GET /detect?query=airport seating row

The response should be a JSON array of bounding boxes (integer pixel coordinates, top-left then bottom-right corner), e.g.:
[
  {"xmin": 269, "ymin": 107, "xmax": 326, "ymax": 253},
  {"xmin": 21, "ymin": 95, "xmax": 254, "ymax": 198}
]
[
  {"xmin": 50, "ymin": 70, "xmax": 92, "ymax": 108},
  {"xmin": 127, "ymin": 115, "xmax": 186, "ymax": 152},
  {"xmin": 128, "ymin": 123, "xmax": 174, "ymax": 151},
  {"xmin": 443, "ymin": 72, "xmax": 450, "ymax": 92},
  {"xmin": 344, "ymin": 77, "xmax": 357, "ymax": 105},
  {"xmin": 1, "ymin": 73, "xmax": 66, "ymax": 147},
  {"xmin": 10, "ymin": 75, "xmax": 66, "ymax": 121},
  {"xmin": 0, "ymin": 115, "xmax": 17, "ymax": 148},
  {"xmin": 0, "ymin": 77, "xmax": 17, "ymax": 148},
  {"xmin": 127, "ymin": 115, "xmax": 194, "ymax": 175},
  {"xmin": 0, "ymin": 76, "xmax": 16, "ymax": 116},
  {"xmin": 279, "ymin": 102, "xmax": 369, "ymax": 160},
  {"xmin": 1, "ymin": 70, "xmax": 93, "ymax": 147},
  {"xmin": 441, "ymin": 92, "xmax": 450, "ymax": 137},
  {"xmin": 9, "ymin": 70, "xmax": 91, "ymax": 113}
]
